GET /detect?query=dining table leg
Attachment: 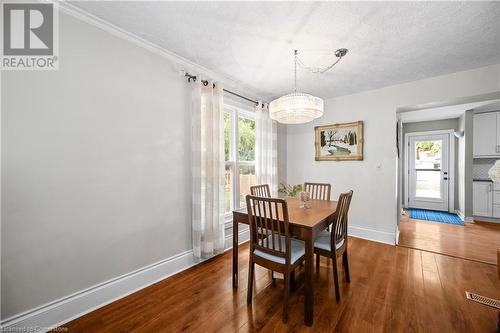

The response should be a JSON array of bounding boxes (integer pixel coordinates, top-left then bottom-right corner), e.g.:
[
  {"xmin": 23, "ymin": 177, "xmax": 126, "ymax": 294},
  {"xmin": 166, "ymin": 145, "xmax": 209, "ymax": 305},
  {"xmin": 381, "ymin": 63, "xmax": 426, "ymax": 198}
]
[
  {"xmin": 304, "ymin": 230, "xmax": 314, "ymax": 326},
  {"xmin": 232, "ymin": 216, "xmax": 238, "ymax": 289}
]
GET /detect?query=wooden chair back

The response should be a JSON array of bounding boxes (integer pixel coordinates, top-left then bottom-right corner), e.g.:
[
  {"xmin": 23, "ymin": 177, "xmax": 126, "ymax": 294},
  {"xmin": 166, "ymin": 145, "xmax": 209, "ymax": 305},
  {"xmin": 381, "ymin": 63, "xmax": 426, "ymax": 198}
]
[
  {"xmin": 246, "ymin": 195, "xmax": 291, "ymax": 264},
  {"xmin": 304, "ymin": 182, "xmax": 331, "ymax": 201},
  {"xmin": 250, "ymin": 184, "xmax": 271, "ymax": 198},
  {"xmin": 331, "ymin": 190, "xmax": 353, "ymax": 246}
]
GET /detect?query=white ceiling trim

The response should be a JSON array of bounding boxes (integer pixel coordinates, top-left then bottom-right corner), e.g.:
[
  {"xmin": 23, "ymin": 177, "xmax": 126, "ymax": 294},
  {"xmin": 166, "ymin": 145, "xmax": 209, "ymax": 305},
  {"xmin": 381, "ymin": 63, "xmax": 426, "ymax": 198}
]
[
  {"xmin": 398, "ymin": 100, "xmax": 499, "ymax": 123},
  {"xmin": 396, "ymin": 92, "xmax": 500, "ymax": 114},
  {"xmin": 57, "ymin": 2, "xmax": 266, "ymax": 102}
]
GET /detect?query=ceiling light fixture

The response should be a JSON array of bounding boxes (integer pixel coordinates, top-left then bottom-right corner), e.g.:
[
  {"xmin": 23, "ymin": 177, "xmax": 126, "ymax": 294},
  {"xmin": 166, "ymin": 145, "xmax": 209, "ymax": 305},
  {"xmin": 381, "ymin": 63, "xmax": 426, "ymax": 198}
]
[{"xmin": 269, "ymin": 48, "xmax": 348, "ymax": 125}]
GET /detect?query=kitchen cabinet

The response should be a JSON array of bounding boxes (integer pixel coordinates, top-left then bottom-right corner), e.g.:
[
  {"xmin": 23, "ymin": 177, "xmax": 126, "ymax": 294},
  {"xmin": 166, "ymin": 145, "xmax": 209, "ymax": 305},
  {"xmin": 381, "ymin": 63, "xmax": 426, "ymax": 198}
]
[
  {"xmin": 494, "ymin": 205, "xmax": 500, "ymax": 218},
  {"xmin": 473, "ymin": 111, "xmax": 500, "ymax": 157},
  {"xmin": 494, "ymin": 189, "xmax": 500, "ymax": 218},
  {"xmin": 473, "ymin": 181, "xmax": 493, "ymax": 217}
]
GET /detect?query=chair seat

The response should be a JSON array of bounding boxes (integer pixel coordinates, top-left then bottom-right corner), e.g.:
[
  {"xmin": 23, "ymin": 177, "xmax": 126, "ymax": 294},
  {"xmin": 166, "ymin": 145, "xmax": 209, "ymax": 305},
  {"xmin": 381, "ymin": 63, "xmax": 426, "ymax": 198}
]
[
  {"xmin": 254, "ymin": 235, "xmax": 305, "ymax": 265},
  {"xmin": 314, "ymin": 230, "xmax": 345, "ymax": 252}
]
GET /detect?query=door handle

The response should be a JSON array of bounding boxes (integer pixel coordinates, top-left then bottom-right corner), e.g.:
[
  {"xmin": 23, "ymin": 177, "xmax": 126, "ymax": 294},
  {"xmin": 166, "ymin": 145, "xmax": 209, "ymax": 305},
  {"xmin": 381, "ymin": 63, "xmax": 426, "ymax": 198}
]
[{"xmin": 443, "ymin": 177, "xmax": 448, "ymax": 180}]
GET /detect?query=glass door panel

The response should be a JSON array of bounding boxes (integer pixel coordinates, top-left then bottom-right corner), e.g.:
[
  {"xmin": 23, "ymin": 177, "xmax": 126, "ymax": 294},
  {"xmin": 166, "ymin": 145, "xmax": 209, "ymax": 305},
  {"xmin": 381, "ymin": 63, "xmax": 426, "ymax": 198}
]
[
  {"xmin": 415, "ymin": 170, "xmax": 441, "ymax": 198},
  {"xmin": 414, "ymin": 140, "xmax": 442, "ymax": 199},
  {"xmin": 407, "ymin": 134, "xmax": 450, "ymax": 212}
]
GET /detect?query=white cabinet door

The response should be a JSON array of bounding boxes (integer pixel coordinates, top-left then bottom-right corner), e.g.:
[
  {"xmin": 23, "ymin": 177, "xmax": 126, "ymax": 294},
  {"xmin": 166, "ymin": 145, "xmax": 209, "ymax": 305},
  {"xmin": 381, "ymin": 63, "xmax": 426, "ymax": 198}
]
[
  {"xmin": 497, "ymin": 111, "xmax": 500, "ymax": 152},
  {"xmin": 473, "ymin": 112, "xmax": 498, "ymax": 157},
  {"xmin": 494, "ymin": 205, "xmax": 500, "ymax": 218},
  {"xmin": 494, "ymin": 191, "xmax": 500, "ymax": 218},
  {"xmin": 473, "ymin": 182, "xmax": 492, "ymax": 217},
  {"xmin": 494, "ymin": 191, "xmax": 500, "ymax": 205}
]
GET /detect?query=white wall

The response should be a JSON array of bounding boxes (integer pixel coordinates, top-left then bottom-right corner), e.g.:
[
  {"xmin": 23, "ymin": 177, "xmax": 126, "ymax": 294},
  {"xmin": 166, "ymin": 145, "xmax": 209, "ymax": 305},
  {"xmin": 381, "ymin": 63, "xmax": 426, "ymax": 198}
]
[
  {"xmin": 286, "ymin": 64, "xmax": 500, "ymax": 244},
  {"xmin": 1, "ymin": 12, "xmax": 191, "ymax": 319},
  {"xmin": 277, "ymin": 124, "xmax": 287, "ymax": 187}
]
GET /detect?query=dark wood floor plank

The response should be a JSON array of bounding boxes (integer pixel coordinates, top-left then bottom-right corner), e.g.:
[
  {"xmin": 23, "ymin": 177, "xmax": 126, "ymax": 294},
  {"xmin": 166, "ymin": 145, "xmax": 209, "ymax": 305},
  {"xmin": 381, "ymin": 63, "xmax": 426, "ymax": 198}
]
[{"xmin": 60, "ymin": 236, "xmax": 500, "ymax": 333}]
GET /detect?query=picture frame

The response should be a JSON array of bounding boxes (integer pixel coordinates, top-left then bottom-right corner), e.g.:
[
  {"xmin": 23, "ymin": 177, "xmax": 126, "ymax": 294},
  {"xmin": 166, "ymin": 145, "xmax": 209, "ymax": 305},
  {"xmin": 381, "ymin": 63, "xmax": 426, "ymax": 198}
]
[{"xmin": 314, "ymin": 121, "xmax": 364, "ymax": 161}]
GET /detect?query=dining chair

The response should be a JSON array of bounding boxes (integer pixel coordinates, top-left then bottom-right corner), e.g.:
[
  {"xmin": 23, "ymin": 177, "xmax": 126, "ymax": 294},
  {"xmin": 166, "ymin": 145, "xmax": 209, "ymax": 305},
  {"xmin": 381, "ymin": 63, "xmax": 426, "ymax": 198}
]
[
  {"xmin": 250, "ymin": 184, "xmax": 271, "ymax": 197},
  {"xmin": 246, "ymin": 195, "xmax": 305, "ymax": 322},
  {"xmin": 304, "ymin": 182, "xmax": 332, "ymax": 233},
  {"xmin": 250, "ymin": 184, "xmax": 276, "ymax": 281},
  {"xmin": 314, "ymin": 190, "xmax": 353, "ymax": 301},
  {"xmin": 304, "ymin": 182, "xmax": 331, "ymax": 201}
]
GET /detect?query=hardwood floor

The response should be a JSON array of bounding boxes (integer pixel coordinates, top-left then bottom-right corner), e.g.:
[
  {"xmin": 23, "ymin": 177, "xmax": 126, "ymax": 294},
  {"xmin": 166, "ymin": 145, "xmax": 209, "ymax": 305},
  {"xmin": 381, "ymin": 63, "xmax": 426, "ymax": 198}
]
[
  {"xmin": 60, "ymin": 237, "xmax": 500, "ymax": 333},
  {"xmin": 399, "ymin": 218, "xmax": 500, "ymax": 265}
]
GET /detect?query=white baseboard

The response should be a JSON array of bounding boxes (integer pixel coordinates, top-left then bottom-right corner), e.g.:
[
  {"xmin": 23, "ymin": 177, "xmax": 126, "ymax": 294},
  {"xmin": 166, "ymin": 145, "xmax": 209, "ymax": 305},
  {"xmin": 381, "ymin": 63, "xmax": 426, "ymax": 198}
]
[
  {"xmin": 472, "ymin": 216, "xmax": 500, "ymax": 224},
  {"xmin": 464, "ymin": 216, "xmax": 474, "ymax": 222},
  {"xmin": 455, "ymin": 210, "xmax": 465, "ymax": 221},
  {"xmin": 0, "ymin": 249, "xmax": 196, "ymax": 331},
  {"xmin": 224, "ymin": 226, "xmax": 250, "ymax": 250},
  {"xmin": 348, "ymin": 225, "xmax": 396, "ymax": 245},
  {"xmin": 1, "ymin": 228, "xmax": 250, "ymax": 332}
]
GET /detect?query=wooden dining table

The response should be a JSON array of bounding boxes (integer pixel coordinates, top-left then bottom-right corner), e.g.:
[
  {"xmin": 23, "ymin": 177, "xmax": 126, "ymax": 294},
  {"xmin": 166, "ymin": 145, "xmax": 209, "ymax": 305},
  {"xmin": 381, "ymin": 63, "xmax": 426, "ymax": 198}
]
[{"xmin": 232, "ymin": 197, "xmax": 338, "ymax": 326}]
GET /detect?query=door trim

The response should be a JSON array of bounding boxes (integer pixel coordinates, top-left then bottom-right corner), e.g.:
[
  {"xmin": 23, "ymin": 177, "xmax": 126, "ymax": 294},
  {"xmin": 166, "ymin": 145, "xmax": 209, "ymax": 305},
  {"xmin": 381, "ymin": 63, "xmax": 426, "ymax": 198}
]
[{"xmin": 404, "ymin": 129, "xmax": 455, "ymax": 213}]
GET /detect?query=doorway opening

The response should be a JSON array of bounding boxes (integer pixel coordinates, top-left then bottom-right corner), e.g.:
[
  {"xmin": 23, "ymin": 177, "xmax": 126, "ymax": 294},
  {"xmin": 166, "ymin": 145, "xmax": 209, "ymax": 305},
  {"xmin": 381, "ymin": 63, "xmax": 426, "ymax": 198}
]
[
  {"xmin": 403, "ymin": 130, "xmax": 461, "ymax": 225},
  {"xmin": 405, "ymin": 131, "xmax": 452, "ymax": 212},
  {"xmin": 395, "ymin": 97, "xmax": 500, "ymax": 265}
]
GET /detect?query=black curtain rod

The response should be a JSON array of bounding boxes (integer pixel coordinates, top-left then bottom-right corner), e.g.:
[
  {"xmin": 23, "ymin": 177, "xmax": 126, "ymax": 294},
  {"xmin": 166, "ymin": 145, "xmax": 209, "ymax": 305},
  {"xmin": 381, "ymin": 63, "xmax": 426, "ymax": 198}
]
[{"xmin": 184, "ymin": 73, "xmax": 262, "ymax": 107}]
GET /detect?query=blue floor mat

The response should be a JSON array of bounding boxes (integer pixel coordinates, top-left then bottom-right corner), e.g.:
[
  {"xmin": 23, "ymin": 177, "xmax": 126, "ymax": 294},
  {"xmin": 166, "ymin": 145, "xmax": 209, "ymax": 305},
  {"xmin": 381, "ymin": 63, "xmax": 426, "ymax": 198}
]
[{"xmin": 408, "ymin": 209, "xmax": 464, "ymax": 225}]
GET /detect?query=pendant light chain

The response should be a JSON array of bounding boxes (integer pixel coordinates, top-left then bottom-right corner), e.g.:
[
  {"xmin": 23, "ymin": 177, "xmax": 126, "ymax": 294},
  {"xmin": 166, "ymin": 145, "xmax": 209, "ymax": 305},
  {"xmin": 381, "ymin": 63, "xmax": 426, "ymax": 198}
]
[
  {"xmin": 295, "ymin": 48, "xmax": 348, "ymax": 74},
  {"xmin": 294, "ymin": 49, "xmax": 298, "ymax": 93}
]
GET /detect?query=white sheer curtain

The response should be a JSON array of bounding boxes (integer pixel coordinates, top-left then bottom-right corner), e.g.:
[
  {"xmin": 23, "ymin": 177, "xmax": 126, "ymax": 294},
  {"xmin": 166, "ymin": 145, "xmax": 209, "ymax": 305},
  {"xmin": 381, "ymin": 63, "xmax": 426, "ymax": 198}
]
[
  {"xmin": 191, "ymin": 80, "xmax": 225, "ymax": 259},
  {"xmin": 255, "ymin": 102, "xmax": 278, "ymax": 196}
]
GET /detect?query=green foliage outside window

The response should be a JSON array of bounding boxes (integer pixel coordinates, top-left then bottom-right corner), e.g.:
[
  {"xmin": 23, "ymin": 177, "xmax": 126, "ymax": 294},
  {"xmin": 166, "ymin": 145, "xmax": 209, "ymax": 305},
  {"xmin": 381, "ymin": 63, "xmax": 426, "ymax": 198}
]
[
  {"xmin": 416, "ymin": 141, "xmax": 441, "ymax": 159},
  {"xmin": 224, "ymin": 114, "xmax": 255, "ymax": 162},
  {"xmin": 224, "ymin": 113, "xmax": 230, "ymax": 161},
  {"xmin": 238, "ymin": 117, "xmax": 255, "ymax": 161}
]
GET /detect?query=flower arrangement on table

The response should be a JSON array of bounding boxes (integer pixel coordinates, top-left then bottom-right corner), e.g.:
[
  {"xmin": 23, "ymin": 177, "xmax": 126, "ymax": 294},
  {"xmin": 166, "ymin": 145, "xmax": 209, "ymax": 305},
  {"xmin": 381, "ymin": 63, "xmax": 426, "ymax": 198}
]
[{"xmin": 299, "ymin": 191, "xmax": 311, "ymax": 209}]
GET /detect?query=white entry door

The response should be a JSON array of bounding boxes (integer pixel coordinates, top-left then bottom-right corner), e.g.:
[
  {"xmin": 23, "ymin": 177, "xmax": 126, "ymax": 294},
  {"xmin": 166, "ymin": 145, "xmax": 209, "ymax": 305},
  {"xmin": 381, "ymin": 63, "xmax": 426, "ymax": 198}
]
[{"xmin": 407, "ymin": 133, "xmax": 450, "ymax": 212}]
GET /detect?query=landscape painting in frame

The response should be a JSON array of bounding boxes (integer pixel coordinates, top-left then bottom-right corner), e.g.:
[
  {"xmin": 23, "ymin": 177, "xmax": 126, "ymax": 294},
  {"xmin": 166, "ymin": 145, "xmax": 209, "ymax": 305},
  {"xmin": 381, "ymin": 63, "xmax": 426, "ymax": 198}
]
[{"xmin": 315, "ymin": 121, "xmax": 364, "ymax": 161}]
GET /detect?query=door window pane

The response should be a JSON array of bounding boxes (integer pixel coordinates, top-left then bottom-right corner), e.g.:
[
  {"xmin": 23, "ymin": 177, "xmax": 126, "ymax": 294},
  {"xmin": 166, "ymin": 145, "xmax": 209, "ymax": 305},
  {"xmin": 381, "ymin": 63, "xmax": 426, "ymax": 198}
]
[
  {"xmin": 238, "ymin": 117, "xmax": 255, "ymax": 161},
  {"xmin": 414, "ymin": 140, "xmax": 442, "ymax": 199},
  {"xmin": 225, "ymin": 164, "xmax": 233, "ymax": 213},
  {"xmin": 239, "ymin": 164, "xmax": 256, "ymax": 207},
  {"xmin": 415, "ymin": 140, "xmax": 442, "ymax": 169},
  {"xmin": 415, "ymin": 170, "xmax": 441, "ymax": 198}
]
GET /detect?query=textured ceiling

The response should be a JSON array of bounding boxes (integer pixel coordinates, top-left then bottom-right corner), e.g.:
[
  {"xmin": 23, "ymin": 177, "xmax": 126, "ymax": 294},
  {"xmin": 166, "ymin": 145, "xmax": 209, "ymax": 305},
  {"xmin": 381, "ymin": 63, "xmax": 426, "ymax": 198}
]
[{"xmin": 70, "ymin": 1, "xmax": 500, "ymax": 100}]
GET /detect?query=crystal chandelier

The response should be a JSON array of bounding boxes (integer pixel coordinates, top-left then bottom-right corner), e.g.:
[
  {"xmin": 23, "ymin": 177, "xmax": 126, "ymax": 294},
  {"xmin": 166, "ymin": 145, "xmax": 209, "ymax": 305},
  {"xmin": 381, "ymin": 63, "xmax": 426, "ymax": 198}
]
[{"xmin": 269, "ymin": 49, "xmax": 347, "ymax": 124}]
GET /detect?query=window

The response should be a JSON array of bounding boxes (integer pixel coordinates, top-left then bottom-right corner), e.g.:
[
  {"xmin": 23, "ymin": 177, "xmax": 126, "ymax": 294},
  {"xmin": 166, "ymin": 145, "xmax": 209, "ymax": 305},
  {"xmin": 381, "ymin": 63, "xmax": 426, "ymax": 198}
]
[
  {"xmin": 414, "ymin": 140, "xmax": 442, "ymax": 198},
  {"xmin": 224, "ymin": 105, "xmax": 256, "ymax": 215}
]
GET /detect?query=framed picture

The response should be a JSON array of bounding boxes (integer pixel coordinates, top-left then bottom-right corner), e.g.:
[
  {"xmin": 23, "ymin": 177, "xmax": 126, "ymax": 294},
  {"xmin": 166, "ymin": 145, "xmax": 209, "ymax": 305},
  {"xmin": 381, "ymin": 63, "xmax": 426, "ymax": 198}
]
[{"xmin": 315, "ymin": 121, "xmax": 364, "ymax": 161}]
